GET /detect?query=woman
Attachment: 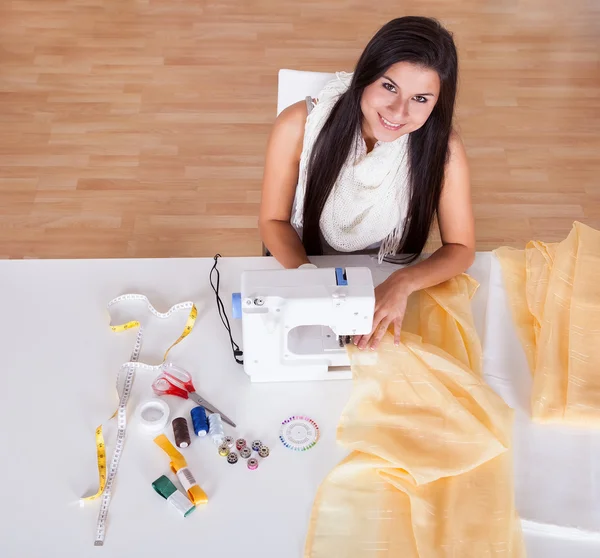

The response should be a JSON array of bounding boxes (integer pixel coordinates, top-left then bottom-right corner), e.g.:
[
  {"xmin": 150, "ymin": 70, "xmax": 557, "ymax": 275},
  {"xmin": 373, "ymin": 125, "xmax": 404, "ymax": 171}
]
[{"xmin": 258, "ymin": 16, "xmax": 475, "ymax": 351}]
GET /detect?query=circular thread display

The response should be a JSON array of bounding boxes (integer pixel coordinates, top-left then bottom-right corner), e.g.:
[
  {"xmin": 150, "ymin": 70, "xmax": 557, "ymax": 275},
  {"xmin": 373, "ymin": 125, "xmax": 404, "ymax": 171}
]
[
  {"xmin": 247, "ymin": 458, "xmax": 258, "ymax": 470},
  {"xmin": 240, "ymin": 447, "xmax": 251, "ymax": 459},
  {"xmin": 279, "ymin": 416, "xmax": 320, "ymax": 451},
  {"xmin": 135, "ymin": 399, "xmax": 170, "ymax": 433}
]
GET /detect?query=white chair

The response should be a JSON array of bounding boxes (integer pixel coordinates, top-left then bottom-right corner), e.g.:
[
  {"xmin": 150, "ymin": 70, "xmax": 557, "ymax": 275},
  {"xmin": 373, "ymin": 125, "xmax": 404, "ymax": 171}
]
[{"xmin": 276, "ymin": 68, "xmax": 336, "ymax": 115}]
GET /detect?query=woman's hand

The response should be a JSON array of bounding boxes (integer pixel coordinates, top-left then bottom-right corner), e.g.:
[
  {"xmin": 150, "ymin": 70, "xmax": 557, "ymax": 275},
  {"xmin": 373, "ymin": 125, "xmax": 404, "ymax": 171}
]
[{"xmin": 353, "ymin": 271, "xmax": 414, "ymax": 350}]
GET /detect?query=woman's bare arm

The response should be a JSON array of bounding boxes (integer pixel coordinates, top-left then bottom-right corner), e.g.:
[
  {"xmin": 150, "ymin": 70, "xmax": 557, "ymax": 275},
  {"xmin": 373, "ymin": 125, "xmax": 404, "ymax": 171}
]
[
  {"xmin": 354, "ymin": 130, "xmax": 476, "ymax": 350},
  {"xmin": 258, "ymin": 101, "xmax": 312, "ymax": 269}
]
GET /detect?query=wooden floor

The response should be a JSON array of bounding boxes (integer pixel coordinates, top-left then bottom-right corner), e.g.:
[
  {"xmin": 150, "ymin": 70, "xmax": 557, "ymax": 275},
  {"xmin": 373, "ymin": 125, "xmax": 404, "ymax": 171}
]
[{"xmin": 1, "ymin": 0, "xmax": 599, "ymax": 259}]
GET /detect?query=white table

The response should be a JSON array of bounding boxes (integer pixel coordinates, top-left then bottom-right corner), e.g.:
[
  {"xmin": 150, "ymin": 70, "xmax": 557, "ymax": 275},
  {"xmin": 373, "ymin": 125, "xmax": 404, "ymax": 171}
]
[{"xmin": 1, "ymin": 253, "xmax": 599, "ymax": 557}]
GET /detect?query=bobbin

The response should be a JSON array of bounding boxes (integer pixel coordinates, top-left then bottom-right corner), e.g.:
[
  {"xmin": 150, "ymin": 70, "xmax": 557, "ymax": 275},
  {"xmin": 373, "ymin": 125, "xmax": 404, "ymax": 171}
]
[
  {"xmin": 258, "ymin": 446, "xmax": 270, "ymax": 458},
  {"xmin": 240, "ymin": 447, "xmax": 251, "ymax": 459},
  {"xmin": 223, "ymin": 436, "xmax": 234, "ymax": 448},
  {"xmin": 247, "ymin": 458, "xmax": 258, "ymax": 470},
  {"xmin": 251, "ymin": 440, "xmax": 262, "ymax": 452},
  {"xmin": 218, "ymin": 444, "xmax": 230, "ymax": 457},
  {"xmin": 235, "ymin": 438, "xmax": 246, "ymax": 451},
  {"xmin": 227, "ymin": 452, "xmax": 238, "ymax": 464}
]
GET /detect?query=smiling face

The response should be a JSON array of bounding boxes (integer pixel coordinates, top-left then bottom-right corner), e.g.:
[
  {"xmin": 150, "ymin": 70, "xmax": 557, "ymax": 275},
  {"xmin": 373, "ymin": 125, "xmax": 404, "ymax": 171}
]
[{"xmin": 360, "ymin": 61, "xmax": 441, "ymax": 146}]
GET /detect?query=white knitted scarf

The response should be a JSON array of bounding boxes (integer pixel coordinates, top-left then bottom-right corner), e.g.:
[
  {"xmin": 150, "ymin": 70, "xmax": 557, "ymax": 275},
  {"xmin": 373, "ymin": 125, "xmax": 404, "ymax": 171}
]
[{"xmin": 292, "ymin": 71, "xmax": 411, "ymax": 263}]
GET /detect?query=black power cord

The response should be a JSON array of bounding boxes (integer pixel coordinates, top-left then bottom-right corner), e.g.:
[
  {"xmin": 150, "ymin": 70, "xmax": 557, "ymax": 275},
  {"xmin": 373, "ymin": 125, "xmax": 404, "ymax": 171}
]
[{"xmin": 210, "ymin": 254, "xmax": 243, "ymax": 365}]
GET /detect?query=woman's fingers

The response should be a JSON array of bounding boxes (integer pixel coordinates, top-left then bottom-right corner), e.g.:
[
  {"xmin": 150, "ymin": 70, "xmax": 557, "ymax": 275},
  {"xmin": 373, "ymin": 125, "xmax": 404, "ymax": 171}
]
[
  {"xmin": 368, "ymin": 319, "xmax": 392, "ymax": 350},
  {"xmin": 357, "ymin": 332, "xmax": 370, "ymax": 350},
  {"xmin": 394, "ymin": 318, "xmax": 402, "ymax": 346},
  {"xmin": 355, "ymin": 310, "xmax": 381, "ymax": 349}
]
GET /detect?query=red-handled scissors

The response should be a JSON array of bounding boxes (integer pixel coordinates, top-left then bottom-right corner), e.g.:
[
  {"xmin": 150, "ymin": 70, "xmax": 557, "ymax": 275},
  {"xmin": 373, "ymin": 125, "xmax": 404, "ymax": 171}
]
[{"xmin": 152, "ymin": 362, "xmax": 236, "ymax": 427}]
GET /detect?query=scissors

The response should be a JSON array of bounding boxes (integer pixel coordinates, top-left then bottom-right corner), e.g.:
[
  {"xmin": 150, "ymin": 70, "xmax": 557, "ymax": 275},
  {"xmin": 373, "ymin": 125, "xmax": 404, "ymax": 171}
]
[{"xmin": 152, "ymin": 363, "xmax": 236, "ymax": 428}]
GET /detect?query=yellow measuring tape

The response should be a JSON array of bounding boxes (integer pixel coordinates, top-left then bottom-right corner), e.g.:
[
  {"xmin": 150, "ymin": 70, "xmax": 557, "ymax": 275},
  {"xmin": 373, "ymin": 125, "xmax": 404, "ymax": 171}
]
[
  {"xmin": 82, "ymin": 297, "xmax": 198, "ymax": 504},
  {"xmin": 154, "ymin": 434, "xmax": 209, "ymax": 505}
]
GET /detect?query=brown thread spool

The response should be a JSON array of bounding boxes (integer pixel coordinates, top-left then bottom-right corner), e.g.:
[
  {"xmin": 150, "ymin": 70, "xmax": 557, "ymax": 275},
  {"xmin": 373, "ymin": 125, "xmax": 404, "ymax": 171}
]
[{"xmin": 172, "ymin": 417, "xmax": 191, "ymax": 448}]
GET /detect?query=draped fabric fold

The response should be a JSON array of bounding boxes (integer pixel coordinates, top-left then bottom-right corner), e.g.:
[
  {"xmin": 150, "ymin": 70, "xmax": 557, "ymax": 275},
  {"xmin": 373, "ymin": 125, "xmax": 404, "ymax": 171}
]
[
  {"xmin": 494, "ymin": 221, "xmax": 600, "ymax": 426},
  {"xmin": 304, "ymin": 274, "xmax": 525, "ymax": 557}
]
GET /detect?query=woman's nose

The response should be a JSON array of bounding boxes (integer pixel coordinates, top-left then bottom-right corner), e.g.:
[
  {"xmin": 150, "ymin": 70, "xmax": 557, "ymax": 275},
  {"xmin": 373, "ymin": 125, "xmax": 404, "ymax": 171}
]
[{"xmin": 389, "ymin": 99, "xmax": 409, "ymax": 122}]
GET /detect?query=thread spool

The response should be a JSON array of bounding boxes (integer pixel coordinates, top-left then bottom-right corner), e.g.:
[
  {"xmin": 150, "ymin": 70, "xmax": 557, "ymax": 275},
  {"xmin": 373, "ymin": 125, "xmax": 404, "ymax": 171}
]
[
  {"xmin": 172, "ymin": 417, "xmax": 191, "ymax": 448},
  {"xmin": 208, "ymin": 413, "xmax": 225, "ymax": 446},
  {"xmin": 247, "ymin": 458, "xmax": 258, "ymax": 470},
  {"xmin": 190, "ymin": 406, "xmax": 209, "ymax": 437}
]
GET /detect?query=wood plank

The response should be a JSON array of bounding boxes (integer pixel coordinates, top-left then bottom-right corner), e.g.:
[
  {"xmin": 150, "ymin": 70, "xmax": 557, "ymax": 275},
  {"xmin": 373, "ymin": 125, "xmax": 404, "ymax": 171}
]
[{"xmin": 1, "ymin": 0, "xmax": 599, "ymax": 258}]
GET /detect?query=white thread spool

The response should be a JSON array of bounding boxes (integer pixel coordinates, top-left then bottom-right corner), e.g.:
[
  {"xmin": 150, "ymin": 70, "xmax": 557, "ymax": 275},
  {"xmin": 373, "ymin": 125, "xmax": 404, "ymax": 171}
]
[
  {"xmin": 135, "ymin": 399, "xmax": 170, "ymax": 434},
  {"xmin": 208, "ymin": 413, "xmax": 225, "ymax": 446}
]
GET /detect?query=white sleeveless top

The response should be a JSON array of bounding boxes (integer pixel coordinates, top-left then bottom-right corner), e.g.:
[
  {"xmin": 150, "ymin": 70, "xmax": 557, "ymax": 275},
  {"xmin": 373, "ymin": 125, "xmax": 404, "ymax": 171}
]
[{"xmin": 291, "ymin": 72, "xmax": 411, "ymax": 263}]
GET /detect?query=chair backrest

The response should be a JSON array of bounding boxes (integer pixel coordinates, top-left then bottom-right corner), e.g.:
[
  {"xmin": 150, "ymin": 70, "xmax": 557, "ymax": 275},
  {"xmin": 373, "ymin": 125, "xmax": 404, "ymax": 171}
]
[{"xmin": 277, "ymin": 69, "xmax": 336, "ymax": 115}]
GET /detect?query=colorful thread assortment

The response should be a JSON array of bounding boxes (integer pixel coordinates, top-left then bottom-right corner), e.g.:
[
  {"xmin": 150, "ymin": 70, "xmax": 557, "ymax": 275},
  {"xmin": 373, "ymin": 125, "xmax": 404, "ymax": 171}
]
[
  {"xmin": 218, "ymin": 437, "xmax": 269, "ymax": 469},
  {"xmin": 279, "ymin": 416, "xmax": 320, "ymax": 451}
]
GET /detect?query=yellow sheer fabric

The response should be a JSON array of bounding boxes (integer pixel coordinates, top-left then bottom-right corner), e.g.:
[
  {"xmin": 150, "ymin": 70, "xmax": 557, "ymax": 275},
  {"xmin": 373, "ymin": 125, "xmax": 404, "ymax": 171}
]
[
  {"xmin": 495, "ymin": 221, "xmax": 600, "ymax": 425},
  {"xmin": 304, "ymin": 274, "xmax": 525, "ymax": 557}
]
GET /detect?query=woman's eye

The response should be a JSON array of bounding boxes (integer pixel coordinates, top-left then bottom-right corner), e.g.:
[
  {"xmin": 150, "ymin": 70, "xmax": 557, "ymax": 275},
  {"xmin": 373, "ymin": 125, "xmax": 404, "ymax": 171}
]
[
  {"xmin": 413, "ymin": 95, "xmax": 427, "ymax": 103},
  {"xmin": 382, "ymin": 82, "xmax": 396, "ymax": 93}
]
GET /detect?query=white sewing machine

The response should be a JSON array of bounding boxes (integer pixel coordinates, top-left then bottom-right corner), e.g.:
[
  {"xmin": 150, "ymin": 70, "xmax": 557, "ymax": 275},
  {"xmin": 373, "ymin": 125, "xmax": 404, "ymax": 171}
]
[{"xmin": 232, "ymin": 267, "xmax": 375, "ymax": 382}]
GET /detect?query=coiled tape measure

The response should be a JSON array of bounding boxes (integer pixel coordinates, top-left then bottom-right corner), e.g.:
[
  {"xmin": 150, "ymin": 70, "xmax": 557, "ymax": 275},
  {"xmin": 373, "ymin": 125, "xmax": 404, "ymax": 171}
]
[{"xmin": 81, "ymin": 294, "xmax": 197, "ymax": 546}]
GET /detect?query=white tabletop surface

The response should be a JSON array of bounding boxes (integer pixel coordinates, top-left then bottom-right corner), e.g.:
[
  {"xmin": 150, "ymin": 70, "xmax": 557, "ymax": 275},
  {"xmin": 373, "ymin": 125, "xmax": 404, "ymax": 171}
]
[{"xmin": 1, "ymin": 253, "xmax": 599, "ymax": 557}]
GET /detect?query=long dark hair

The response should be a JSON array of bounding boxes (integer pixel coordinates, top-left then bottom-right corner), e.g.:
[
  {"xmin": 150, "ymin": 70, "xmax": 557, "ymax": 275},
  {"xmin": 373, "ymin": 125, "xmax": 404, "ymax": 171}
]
[{"xmin": 302, "ymin": 16, "xmax": 458, "ymax": 262}]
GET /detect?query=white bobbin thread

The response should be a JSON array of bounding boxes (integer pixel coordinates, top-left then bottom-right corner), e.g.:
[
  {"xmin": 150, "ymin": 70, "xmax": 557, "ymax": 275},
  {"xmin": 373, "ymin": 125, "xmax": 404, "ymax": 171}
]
[{"xmin": 208, "ymin": 413, "xmax": 225, "ymax": 446}]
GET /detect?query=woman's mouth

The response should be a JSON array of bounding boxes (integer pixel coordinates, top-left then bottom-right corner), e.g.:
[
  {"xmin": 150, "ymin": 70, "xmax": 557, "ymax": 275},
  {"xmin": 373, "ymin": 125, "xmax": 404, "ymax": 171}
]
[{"xmin": 378, "ymin": 113, "xmax": 404, "ymax": 131}]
